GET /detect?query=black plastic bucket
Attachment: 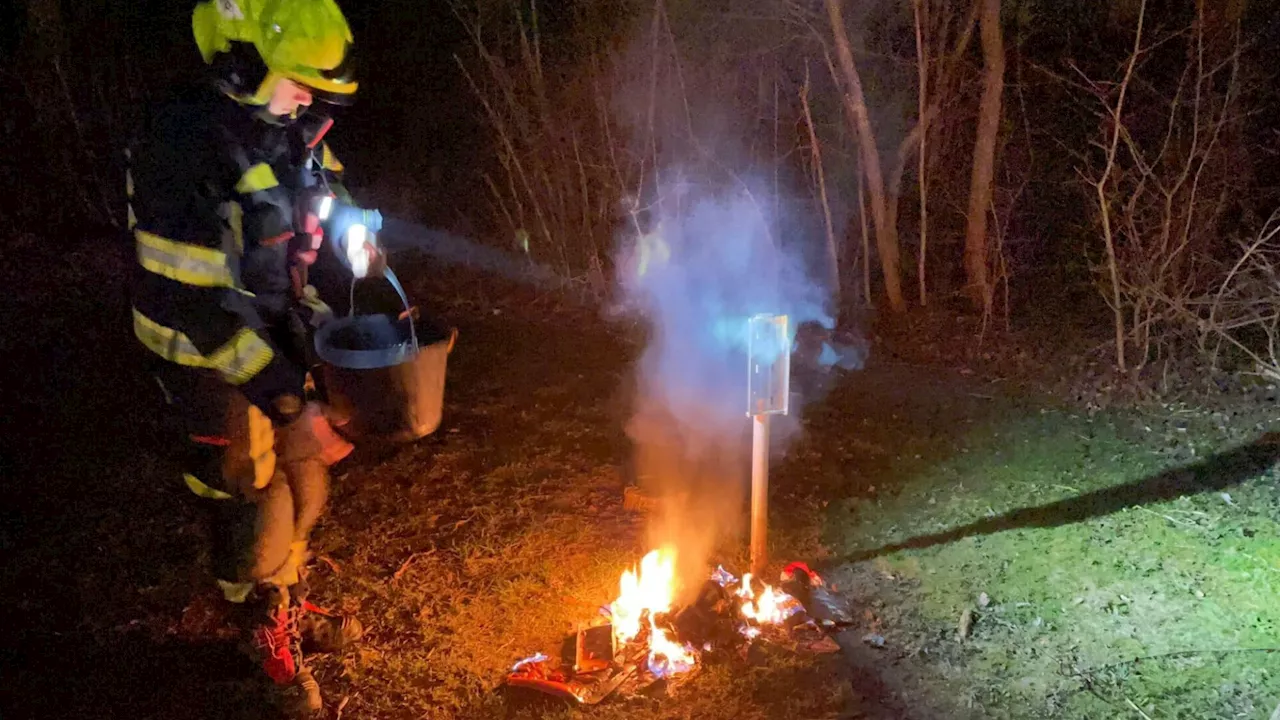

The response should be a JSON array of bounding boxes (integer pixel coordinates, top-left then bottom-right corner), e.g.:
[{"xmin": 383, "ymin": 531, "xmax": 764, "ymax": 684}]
[{"xmin": 313, "ymin": 268, "xmax": 457, "ymax": 442}]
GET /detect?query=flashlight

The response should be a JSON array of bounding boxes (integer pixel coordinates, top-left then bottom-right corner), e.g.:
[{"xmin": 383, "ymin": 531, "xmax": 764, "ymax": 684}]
[
  {"xmin": 346, "ymin": 223, "xmax": 373, "ymax": 279},
  {"xmin": 317, "ymin": 194, "xmax": 334, "ymax": 222},
  {"xmin": 309, "ymin": 191, "xmax": 384, "ymax": 278}
]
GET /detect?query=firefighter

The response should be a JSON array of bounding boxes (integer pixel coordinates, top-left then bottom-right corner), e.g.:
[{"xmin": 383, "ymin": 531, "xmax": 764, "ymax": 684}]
[{"xmin": 127, "ymin": 0, "xmax": 378, "ymax": 714}]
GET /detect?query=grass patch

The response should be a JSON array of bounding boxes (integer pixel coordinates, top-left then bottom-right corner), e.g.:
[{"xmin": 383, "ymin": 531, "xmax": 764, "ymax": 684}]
[{"xmin": 808, "ymin": 369, "xmax": 1280, "ymax": 718}]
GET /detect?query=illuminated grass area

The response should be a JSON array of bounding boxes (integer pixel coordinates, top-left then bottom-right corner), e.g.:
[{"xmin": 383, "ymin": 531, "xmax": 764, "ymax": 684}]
[{"xmin": 801, "ymin": 368, "xmax": 1280, "ymax": 718}]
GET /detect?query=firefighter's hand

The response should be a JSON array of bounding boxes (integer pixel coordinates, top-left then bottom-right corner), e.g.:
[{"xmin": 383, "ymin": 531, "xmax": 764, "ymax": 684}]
[
  {"xmin": 345, "ymin": 233, "xmax": 385, "ymax": 280},
  {"xmin": 277, "ymin": 400, "xmax": 354, "ymax": 467},
  {"xmin": 293, "ymin": 213, "xmax": 325, "ymax": 267},
  {"xmin": 365, "ymin": 241, "xmax": 387, "ymax": 279},
  {"xmin": 299, "ymin": 285, "xmax": 334, "ymax": 328}
]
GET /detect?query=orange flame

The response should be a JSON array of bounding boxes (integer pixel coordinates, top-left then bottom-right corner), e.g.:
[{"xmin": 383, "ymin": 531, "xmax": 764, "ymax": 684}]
[
  {"xmin": 737, "ymin": 573, "xmax": 803, "ymax": 626},
  {"xmin": 605, "ymin": 550, "xmax": 804, "ymax": 678},
  {"xmin": 608, "ymin": 547, "xmax": 697, "ymax": 677}
]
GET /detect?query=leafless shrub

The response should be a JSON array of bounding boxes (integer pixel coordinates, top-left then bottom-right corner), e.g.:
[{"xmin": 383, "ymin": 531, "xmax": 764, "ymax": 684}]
[
  {"xmin": 1075, "ymin": 0, "xmax": 1250, "ymax": 370},
  {"xmin": 1189, "ymin": 212, "xmax": 1280, "ymax": 381},
  {"xmin": 450, "ymin": 1, "xmax": 651, "ymax": 296}
]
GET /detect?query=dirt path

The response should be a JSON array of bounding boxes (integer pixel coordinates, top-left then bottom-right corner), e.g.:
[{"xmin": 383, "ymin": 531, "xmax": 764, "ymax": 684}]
[{"xmin": 3, "ymin": 248, "xmax": 1278, "ymax": 719}]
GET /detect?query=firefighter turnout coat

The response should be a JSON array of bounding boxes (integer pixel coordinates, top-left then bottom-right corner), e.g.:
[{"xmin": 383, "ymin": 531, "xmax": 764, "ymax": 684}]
[{"xmin": 127, "ymin": 80, "xmax": 347, "ymax": 416}]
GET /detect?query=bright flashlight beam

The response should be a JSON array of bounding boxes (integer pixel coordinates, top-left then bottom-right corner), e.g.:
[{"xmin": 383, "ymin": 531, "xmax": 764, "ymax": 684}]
[
  {"xmin": 317, "ymin": 195, "xmax": 334, "ymax": 221},
  {"xmin": 371, "ymin": 218, "xmax": 564, "ymax": 290}
]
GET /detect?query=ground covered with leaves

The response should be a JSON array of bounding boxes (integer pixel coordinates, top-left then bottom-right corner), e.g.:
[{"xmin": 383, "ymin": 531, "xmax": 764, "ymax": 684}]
[{"xmin": 2, "ymin": 241, "xmax": 1278, "ymax": 719}]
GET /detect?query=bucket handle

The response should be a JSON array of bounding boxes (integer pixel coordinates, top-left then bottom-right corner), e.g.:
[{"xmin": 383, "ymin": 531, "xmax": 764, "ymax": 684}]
[{"xmin": 347, "ymin": 266, "xmax": 419, "ymax": 350}]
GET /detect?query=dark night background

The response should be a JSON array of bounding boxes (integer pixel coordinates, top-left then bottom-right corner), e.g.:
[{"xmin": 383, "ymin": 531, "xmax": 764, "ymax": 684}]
[{"xmin": 3, "ymin": 0, "xmax": 1280, "ymax": 294}]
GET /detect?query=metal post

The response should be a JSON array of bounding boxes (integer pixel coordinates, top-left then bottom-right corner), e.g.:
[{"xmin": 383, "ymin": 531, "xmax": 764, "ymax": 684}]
[{"xmin": 750, "ymin": 412, "xmax": 770, "ymax": 577}]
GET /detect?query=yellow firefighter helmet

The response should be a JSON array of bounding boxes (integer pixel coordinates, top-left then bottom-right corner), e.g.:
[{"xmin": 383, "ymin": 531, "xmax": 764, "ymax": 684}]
[{"xmin": 192, "ymin": 0, "xmax": 358, "ymax": 105}]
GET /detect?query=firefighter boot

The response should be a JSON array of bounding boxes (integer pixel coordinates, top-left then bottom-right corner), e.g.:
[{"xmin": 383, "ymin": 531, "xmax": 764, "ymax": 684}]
[
  {"xmin": 241, "ymin": 584, "xmax": 324, "ymax": 716},
  {"xmin": 287, "ymin": 667, "xmax": 324, "ymax": 718},
  {"xmin": 291, "ymin": 577, "xmax": 364, "ymax": 654},
  {"xmin": 299, "ymin": 600, "xmax": 364, "ymax": 653}
]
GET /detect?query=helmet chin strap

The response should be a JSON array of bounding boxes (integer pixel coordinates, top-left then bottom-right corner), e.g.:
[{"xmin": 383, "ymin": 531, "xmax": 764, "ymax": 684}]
[
  {"xmin": 218, "ymin": 69, "xmax": 283, "ymax": 109},
  {"xmin": 252, "ymin": 106, "xmax": 298, "ymax": 127},
  {"xmin": 248, "ymin": 70, "xmax": 285, "ymax": 106},
  {"xmin": 225, "ymin": 71, "xmax": 308, "ymax": 127}
]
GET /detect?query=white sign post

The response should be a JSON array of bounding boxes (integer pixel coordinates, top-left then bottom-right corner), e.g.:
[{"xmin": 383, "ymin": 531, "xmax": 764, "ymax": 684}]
[{"xmin": 746, "ymin": 314, "xmax": 790, "ymax": 577}]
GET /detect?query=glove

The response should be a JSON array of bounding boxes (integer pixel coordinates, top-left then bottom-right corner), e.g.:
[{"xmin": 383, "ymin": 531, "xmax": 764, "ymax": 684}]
[
  {"xmin": 277, "ymin": 400, "xmax": 354, "ymax": 467},
  {"xmin": 342, "ymin": 222, "xmax": 385, "ymax": 280},
  {"xmin": 318, "ymin": 197, "xmax": 384, "ymax": 278},
  {"xmin": 292, "ymin": 212, "xmax": 325, "ymax": 268},
  {"xmin": 298, "ymin": 285, "xmax": 334, "ymax": 329},
  {"xmin": 356, "ymin": 236, "xmax": 387, "ymax": 279},
  {"xmin": 327, "ymin": 204, "xmax": 382, "ymax": 244}
]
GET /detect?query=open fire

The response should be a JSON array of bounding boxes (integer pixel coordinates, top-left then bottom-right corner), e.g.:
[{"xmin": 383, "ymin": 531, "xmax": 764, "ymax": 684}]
[
  {"xmin": 506, "ymin": 547, "xmax": 835, "ymax": 704},
  {"xmin": 609, "ymin": 548, "xmax": 698, "ymax": 677}
]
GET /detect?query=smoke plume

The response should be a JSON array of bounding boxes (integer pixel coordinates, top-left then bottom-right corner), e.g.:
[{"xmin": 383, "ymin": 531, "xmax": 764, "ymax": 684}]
[
  {"xmin": 614, "ymin": 163, "xmax": 853, "ymax": 592},
  {"xmin": 600, "ymin": 3, "xmax": 883, "ymax": 594}
]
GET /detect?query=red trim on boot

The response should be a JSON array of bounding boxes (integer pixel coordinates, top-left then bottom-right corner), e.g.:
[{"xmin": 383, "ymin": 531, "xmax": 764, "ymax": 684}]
[
  {"xmin": 301, "ymin": 600, "xmax": 332, "ymax": 616},
  {"xmin": 252, "ymin": 607, "xmax": 299, "ymax": 685}
]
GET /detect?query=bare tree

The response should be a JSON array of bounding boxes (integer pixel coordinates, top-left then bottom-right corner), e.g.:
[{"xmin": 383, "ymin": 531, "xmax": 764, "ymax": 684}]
[
  {"xmin": 799, "ymin": 63, "xmax": 841, "ymax": 302},
  {"xmin": 962, "ymin": 0, "xmax": 1005, "ymax": 311},
  {"xmin": 1085, "ymin": 0, "xmax": 1145, "ymax": 372},
  {"xmin": 1196, "ymin": 213, "xmax": 1280, "ymax": 380},
  {"xmin": 913, "ymin": 0, "xmax": 930, "ymax": 306},
  {"xmin": 452, "ymin": 0, "xmax": 628, "ymax": 290},
  {"xmin": 823, "ymin": 0, "xmax": 906, "ymax": 313},
  {"xmin": 817, "ymin": 0, "xmax": 977, "ymax": 315}
]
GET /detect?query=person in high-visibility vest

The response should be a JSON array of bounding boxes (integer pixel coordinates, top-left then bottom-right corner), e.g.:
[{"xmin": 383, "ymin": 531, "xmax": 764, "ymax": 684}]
[{"xmin": 127, "ymin": 1, "xmax": 379, "ymax": 714}]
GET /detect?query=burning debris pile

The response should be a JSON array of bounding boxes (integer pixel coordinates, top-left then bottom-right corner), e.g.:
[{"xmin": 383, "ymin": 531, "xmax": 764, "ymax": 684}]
[{"xmin": 506, "ymin": 548, "xmax": 853, "ymax": 705}]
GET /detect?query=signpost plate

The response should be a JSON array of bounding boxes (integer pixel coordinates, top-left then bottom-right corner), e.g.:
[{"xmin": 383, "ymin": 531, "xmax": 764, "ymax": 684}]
[{"xmin": 747, "ymin": 313, "xmax": 790, "ymax": 417}]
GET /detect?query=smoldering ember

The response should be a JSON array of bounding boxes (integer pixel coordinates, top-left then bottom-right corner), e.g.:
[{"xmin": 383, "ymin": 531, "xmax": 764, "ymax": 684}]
[{"xmin": 6, "ymin": 1, "xmax": 1280, "ymax": 719}]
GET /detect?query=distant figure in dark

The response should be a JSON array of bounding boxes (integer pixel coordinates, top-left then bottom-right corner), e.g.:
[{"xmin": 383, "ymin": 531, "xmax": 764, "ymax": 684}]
[{"xmin": 126, "ymin": 0, "xmax": 382, "ymax": 714}]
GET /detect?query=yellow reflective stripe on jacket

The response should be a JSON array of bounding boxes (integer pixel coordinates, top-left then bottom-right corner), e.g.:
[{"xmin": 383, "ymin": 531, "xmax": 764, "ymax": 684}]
[
  {"xmin": 132, "ymin": 310, "xmax": 275, "ymax": 386},
  {"xmin": 206, "ymin": 328, "xmax": 275, "ymax": 384},
  {"xmin": 227, "ymin": 200, "xmax": 245, "ymax": 254},
  {"xmin": 247, "ymin": 404, "xmax": 276, "ymax": 490},
  {"xmin": 235, "ymin": 162, "xmax": 279, "ymax": 194},
  {"xmin": 321, "ymin": 143, "xmax": 344, "ymax": 174},
  {"xmin": 136, "ymin": 230, "xmax": 234, "ymax": 288},
  {"xmin": 133, "ymin": 308, "xmax": 206, "ymax": 365},
  {"xmin": 126, "ymin": 169, "xmax": 137, "ymax": 229},
  {"xmin": 184, "ymin": 473, "xmax": 233, "ymax": 500},
  {"xmin": 219, "ymin": 395, "xmax": 277, "ymax": 493}
]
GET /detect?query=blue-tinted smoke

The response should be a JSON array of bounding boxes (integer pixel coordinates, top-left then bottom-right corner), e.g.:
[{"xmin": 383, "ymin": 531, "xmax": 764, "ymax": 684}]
[
  {"xmin": 616, "ymin": 168, "xmax": 865, "ymax": 584},
  {"xmin": 617, "ymin": 170, "xmax": 835, "ymax": 440}
]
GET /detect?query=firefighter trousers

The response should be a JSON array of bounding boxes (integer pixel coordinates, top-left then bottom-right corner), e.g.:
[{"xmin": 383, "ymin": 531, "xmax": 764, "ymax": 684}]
[{"xmin": 153, "ymin": 364, "xmax": 337, "ymax": 600}]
